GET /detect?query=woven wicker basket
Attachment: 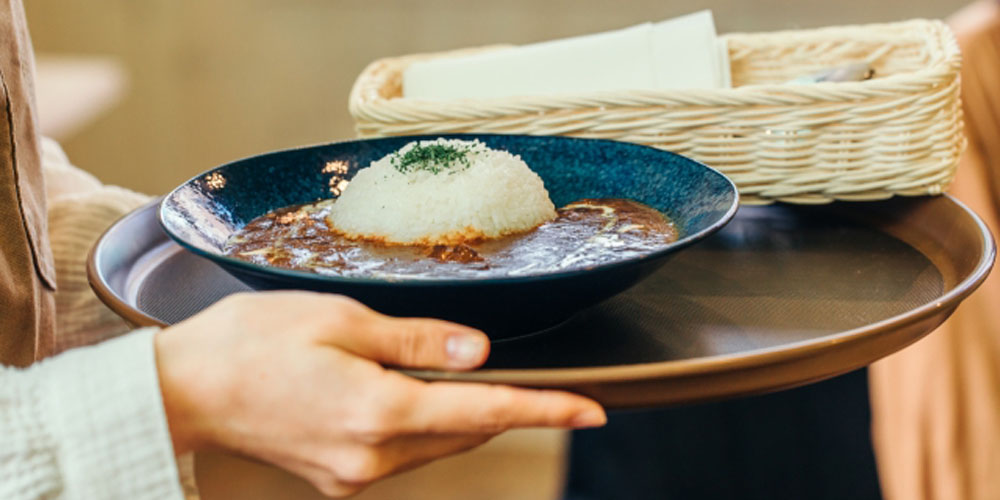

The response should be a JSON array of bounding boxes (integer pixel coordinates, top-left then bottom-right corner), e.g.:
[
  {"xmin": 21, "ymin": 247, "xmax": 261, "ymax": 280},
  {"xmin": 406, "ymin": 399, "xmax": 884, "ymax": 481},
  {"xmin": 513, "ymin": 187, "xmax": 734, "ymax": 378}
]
[{"xmin": 349, "ymin": 19, "xmax": 963, "ymax": 205}]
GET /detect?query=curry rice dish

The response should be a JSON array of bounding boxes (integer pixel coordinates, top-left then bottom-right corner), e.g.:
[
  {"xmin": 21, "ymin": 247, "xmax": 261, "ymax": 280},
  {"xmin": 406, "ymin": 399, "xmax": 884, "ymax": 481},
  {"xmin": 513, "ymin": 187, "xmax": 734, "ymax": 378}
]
[{"xmin": 224, "ymin": 138, "xmax": 679, "ymax": 280}]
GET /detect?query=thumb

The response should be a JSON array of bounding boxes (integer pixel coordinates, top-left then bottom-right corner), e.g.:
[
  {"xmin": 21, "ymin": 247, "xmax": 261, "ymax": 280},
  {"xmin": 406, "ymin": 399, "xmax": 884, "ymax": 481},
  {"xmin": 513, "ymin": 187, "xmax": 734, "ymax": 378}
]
[{"xmin": 338, "ymin": 314, "xmax": 491, "ymax": 371}]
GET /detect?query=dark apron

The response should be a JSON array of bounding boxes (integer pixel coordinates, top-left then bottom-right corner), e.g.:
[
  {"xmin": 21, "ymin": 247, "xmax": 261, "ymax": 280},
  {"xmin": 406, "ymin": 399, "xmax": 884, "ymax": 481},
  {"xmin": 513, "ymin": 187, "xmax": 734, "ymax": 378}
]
[{"xmin": 564, "ymin": 369, "xmax": 881, "ymax": 500}]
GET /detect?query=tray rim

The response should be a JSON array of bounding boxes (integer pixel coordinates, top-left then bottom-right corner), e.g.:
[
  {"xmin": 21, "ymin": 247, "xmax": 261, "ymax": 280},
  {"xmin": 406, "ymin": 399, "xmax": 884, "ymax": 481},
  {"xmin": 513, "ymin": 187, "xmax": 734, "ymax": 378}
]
[{"xmin": 88, "ymin": 194, "xmax": 995, "ymax": 387}]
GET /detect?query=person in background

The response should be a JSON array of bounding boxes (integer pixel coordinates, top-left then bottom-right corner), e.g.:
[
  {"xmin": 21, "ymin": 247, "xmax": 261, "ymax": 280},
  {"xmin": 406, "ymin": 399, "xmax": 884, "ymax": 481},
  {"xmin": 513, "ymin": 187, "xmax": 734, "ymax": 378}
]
[
  {"xmin": 565, "ymin": 5, "xmax": 1000, "ymax": 500},
  {"xmin": 869, "ymin": 2, "xmax": 1000, "ymax": 499},
  {"xmin": 0, "ymin": 1, "xmax": 606, "ymax": 498}
]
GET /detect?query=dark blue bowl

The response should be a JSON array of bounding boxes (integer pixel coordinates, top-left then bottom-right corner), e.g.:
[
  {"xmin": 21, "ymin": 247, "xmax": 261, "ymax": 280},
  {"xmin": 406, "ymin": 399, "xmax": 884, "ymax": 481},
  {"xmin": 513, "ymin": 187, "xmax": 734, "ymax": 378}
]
[{"xmin": 160, "ymin": 134, "xmax": 738, "ymax": 337}]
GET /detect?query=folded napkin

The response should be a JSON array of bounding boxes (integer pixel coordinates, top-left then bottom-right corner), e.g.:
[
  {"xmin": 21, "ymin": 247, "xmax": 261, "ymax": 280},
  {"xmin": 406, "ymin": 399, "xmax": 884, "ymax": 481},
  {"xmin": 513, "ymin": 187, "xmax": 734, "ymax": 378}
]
[{"xmin": 403, "ymin": 10, "xmax": 730, "ymax": 100}]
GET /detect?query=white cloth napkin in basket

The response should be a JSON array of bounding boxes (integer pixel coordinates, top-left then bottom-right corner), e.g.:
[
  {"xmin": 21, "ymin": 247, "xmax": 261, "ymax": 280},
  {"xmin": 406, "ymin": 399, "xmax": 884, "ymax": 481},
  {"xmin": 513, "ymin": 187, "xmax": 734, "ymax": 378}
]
[{"xmin": 403, "ymin": 10, "xmax": 730, "ymax": 100}]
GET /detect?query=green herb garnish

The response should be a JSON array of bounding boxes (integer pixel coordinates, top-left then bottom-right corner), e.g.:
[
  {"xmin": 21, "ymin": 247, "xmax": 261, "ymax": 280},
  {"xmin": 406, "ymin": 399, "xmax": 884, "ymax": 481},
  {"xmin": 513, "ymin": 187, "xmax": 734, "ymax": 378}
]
[{"xmin": 390, "ymin": 142, "xmax": 474, "ymax": 174}]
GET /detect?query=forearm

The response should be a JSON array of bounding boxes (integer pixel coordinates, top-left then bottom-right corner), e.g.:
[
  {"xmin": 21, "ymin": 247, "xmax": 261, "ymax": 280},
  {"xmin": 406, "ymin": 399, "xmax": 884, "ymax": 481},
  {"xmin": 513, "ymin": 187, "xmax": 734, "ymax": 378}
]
[
  {"xmin": 0, "ymin": 329, "xmax": 183, "ymax": 500},
  {"xmin": 41, "ymin": 138, "xmax": 151, "ymax": 352},
  {"xmin": 46, "ymin": 184, "xmax": 150, "ymax": 351}
]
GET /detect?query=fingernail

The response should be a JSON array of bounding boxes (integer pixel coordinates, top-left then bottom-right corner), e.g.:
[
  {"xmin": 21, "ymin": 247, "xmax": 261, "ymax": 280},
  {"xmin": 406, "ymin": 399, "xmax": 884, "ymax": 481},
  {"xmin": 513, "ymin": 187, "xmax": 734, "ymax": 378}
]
[
  {"xmin": 571, "ymin": 409, "xmax": 607, "ymax": 428},
  {"xmin": 446, "ymin": 333, "xmax": 487, "ymax": 366}
]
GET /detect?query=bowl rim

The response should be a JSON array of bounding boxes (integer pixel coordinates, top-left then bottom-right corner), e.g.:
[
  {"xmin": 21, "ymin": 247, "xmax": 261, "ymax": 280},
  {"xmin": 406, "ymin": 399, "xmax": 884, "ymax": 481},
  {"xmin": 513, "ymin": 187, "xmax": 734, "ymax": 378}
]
[{"xmin": 158, "ymin": 133, "xmax": 740, "ymax": 287}]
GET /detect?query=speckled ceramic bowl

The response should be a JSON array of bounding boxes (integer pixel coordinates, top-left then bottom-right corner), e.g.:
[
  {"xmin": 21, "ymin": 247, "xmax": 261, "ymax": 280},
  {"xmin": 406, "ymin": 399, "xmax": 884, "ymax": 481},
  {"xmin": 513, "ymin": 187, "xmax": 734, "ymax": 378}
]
[{"xmin": 159, "ymin": 134, "xmax": 738, "ymax": 336}]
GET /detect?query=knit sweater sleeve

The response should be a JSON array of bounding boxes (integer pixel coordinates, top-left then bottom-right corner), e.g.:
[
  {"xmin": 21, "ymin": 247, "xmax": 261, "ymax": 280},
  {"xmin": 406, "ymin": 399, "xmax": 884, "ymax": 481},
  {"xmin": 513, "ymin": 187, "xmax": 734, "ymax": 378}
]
[{"xmin": 0, "ymin": 328, "xmax": 183, "ymax": 500}]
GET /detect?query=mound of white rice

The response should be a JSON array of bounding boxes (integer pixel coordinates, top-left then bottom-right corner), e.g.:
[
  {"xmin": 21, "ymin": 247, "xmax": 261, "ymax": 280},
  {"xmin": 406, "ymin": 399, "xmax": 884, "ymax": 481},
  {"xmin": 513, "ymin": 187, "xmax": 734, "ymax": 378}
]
[{"xmin": 328, "ymin": 138, "xmax": 556, "ymax": 245}]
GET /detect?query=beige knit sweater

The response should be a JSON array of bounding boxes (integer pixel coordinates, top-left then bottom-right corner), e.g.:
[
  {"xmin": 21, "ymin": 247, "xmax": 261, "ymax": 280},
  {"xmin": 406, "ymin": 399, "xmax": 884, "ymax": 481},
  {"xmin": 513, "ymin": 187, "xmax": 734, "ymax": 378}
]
[{"xmin": 0, "ymin": 138, "xmax": 187, "ymax": 499}]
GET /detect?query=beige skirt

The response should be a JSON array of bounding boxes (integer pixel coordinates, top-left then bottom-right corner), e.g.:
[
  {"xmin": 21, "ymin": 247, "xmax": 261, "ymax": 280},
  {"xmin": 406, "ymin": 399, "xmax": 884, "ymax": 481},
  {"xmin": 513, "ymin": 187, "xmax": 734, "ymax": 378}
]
[{"xmin": 870, "ymin": 2, "xmax": 1000, "ymax": 499}]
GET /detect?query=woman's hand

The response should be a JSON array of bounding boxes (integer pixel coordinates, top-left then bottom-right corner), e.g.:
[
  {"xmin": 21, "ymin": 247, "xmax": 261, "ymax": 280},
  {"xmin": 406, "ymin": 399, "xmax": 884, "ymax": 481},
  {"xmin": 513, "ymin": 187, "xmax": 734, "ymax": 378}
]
[{"xmin": 154, "ymin": 292, "xmax": 604, "ymax": 497}]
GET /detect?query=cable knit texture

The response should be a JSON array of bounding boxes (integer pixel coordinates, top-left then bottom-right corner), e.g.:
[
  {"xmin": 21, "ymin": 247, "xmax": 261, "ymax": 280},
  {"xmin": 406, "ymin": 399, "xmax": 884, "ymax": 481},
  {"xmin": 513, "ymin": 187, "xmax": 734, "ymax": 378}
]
[
  {"xmin": 41, "ymin": 137, "xmax": 145, "ymax": 352},
  {"xmin": 0, "ymin": 329, "xmax": 183, "ymax": 499},
  {"xmin": 48, "ymin": 185, "xmax": 149, "ymax": 350}
]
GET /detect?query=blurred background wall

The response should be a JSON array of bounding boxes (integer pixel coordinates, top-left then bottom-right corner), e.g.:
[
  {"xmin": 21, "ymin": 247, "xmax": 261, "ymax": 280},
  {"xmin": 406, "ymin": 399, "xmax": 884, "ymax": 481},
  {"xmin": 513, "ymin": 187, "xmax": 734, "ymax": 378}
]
[{"xmin": 26, "ymin": 0, "xmax": 968, "ymax": 195}]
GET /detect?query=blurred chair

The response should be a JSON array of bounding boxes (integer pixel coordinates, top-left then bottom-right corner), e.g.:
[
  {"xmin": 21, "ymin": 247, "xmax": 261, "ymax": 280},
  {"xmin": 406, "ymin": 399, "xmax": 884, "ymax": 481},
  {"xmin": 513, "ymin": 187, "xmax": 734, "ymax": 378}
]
[{"xmin": 869, "ymin": 2, "xmax": 1000, "ymax": 499}]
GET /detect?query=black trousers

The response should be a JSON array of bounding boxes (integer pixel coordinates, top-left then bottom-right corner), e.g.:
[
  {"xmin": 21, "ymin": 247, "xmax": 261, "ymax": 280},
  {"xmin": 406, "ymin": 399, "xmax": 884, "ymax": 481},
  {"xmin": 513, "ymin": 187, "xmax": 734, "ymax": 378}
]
[{"xmin": 564, "ymin": 369, "xmax": 881, "ymax": 500}]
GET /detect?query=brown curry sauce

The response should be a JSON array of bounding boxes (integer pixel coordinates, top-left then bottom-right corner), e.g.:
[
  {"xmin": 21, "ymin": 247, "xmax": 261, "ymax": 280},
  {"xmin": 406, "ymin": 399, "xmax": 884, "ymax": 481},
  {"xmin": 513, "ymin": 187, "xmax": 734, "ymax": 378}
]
[{"xmin": 224, "ymin": 199, "xmax": 678, "ymax": 280}]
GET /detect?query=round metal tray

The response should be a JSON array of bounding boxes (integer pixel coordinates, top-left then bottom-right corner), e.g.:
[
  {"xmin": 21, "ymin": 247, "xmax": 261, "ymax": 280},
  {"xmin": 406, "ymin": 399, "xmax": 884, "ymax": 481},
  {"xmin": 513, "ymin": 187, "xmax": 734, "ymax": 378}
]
[{"xmin": 89, "ymin": 195, "xmax": 994, "ymax": 408}]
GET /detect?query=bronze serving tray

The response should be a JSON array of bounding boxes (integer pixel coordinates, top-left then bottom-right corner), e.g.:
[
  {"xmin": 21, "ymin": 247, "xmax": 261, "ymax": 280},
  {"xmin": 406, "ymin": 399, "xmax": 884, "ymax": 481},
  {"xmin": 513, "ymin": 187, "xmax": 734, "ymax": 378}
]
[{"xmin": 89, "ymin": 196, "xmax": 994, "ymax": 408}]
